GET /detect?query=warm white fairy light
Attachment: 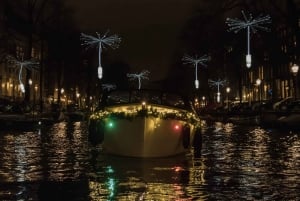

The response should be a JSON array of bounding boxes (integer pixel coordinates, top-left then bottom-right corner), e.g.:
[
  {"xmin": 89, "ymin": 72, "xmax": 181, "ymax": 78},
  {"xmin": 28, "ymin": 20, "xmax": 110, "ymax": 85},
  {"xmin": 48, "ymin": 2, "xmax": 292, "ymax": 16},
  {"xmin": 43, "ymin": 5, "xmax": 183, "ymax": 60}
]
[
  {"xmin": 226, "ymin": 10, "xmax": 271, "ymax": 68},
  {"xmin": 182, "ymin": 54, "xmax": 209, "ymax": 89},
  {"xmin": 127, "ymin": 70, "xmax": 150, "ymax": 90},
  {"xmin": 208, "ymin": 79, "xmax": 226, "ymax": 103},
  {"xmin": 6, "ymin": 55, "xmax": 39, "ymax": 93},
  {"xmin": 102, "ymin": 83, "xmax": 116, "ymax": 91},
  {"xmin": 80, "ymin": 31, "xmax": 121, "ymax": 79}
]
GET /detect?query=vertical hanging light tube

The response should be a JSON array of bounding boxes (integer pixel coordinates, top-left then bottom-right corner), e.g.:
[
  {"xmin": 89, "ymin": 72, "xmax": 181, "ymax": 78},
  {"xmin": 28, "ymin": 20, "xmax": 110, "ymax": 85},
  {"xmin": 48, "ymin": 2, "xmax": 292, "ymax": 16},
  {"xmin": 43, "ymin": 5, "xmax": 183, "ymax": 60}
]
[
  {"xmin": 19, "ymin": 64, "xmax": 25, "ymax": 93},
  {"xmin": 195, "ymin": 63, "xmax": 199, "ymax": 89},
  {"xmin": 98, "ymin": 42, "xmax": 103, "ymax": 79},
  {"xmin": 246, "ymin": 26, "xmax": 251, "ymax": 68}
]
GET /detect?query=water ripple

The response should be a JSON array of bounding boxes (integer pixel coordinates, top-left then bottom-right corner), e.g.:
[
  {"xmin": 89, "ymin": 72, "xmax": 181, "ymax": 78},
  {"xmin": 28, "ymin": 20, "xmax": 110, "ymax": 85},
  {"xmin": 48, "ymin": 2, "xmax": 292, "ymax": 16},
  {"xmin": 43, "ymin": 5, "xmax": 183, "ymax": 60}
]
[{"xmin": 0, "ymin": 120, "xmax": 299, "ymax": 200}]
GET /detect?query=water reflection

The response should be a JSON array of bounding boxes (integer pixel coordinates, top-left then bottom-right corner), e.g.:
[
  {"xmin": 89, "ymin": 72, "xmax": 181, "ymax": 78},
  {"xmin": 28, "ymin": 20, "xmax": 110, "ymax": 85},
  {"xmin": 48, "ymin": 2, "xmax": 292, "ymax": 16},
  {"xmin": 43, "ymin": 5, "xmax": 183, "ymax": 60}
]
[
  {"xmin": 88, "ymin": 153, "xmax": 207, "ymax": 200},
  {"xmin": 202, "ymin": 121, "xmax": 300, "ymax": 200},
  {"xmin": 0, "ymin": 120, "xmax": 299, "ymax": 200}
]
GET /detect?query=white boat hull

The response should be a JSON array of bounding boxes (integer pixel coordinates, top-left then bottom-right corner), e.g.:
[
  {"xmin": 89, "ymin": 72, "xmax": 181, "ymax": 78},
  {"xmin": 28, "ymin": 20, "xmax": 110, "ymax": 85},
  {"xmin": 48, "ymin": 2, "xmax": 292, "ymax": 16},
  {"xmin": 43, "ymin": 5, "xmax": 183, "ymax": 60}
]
[{"xmin": 102, "ymin": 117, "xmax": 194, "ymax": 157}]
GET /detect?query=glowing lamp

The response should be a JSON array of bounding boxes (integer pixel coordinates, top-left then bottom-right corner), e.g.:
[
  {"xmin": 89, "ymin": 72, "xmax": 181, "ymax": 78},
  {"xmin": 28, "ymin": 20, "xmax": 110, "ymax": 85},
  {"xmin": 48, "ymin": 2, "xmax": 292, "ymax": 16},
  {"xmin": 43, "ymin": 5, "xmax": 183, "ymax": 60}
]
[
  {"xmin": 256, "ymin": 78, "xmax": 261, "ymax": 86},
  {"xmin": 195, "ymin": 80, "xmax": 199, "ymax": 89},
  {"xmin": 107, "ymin": 121, "xmax": 114, "ymax": 128},
  {"xmin": 246, "ymin": 54, "xmax": 251, "ymax": 68},
  {"xmin": 217, "ymin": 92, "xmax": 221, "ymax": 103},
  {"xmin": 174, "ymin": 124, "xmax": 180, "ymax": 130},
  {"xmin": 20, "ymin": 83, "xmax": 25, "ymax": 93},
  {"xmin": 98, "ymin": 66, "xmax": 103, "ymax": 79},
  {"xmin": 290, "ymin": 64, "xmax": 299, "ymax": 76}
]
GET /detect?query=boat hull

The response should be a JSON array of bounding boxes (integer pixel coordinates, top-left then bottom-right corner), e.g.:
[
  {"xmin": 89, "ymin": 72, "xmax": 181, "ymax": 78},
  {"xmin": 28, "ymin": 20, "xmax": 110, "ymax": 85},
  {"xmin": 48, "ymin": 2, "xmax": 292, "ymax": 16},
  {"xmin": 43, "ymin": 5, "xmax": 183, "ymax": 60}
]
[{"xmin": 100, "ymin": 117, "xmax": 194, "ymax": 158}]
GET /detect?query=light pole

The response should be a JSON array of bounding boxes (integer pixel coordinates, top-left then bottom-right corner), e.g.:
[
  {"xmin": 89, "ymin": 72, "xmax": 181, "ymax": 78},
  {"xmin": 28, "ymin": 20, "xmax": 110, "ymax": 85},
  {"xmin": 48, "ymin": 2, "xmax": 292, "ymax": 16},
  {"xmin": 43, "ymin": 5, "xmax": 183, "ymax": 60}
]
[
  {"xmin": 226, "ymin": 87, "xmax": 231, "ymax": 112},
  {"xmin": 290, "ymin": 63, "xmax": 299, "ymax": 100},
  {"xmin": 28, "ymin": 79, "xmax": 32, "ymax": 99},
  {"xmin": 76, "ymin": 92, "xmax": 81, "ymax": 109},
  {"xmin": 34, "ymin": 85, "xmax": 38, "ymax": 112},
  {"xmin": 28, "ymin": 79, "xmax": 33, "ymax": 116},
  {"xmin": 256, "ymin": 78, "xmax": 262, "ymax": 104}
]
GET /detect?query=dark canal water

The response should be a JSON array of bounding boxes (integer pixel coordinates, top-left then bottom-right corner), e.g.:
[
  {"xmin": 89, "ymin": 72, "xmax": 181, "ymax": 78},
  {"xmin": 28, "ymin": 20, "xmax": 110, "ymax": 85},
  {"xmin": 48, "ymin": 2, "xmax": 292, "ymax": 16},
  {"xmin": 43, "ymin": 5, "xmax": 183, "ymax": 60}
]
[{"xmin": 0, "ymin": 120, "xmax": 299, "ymax": 201}]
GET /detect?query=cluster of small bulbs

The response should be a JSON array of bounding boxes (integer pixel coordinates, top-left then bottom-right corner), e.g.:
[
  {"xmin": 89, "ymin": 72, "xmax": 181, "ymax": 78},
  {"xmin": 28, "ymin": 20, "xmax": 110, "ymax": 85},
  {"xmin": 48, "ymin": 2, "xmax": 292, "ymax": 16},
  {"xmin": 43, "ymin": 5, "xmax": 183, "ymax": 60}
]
[{"xmin": 89, "ymin": 102, "xmax": 200, "ymax": 125}]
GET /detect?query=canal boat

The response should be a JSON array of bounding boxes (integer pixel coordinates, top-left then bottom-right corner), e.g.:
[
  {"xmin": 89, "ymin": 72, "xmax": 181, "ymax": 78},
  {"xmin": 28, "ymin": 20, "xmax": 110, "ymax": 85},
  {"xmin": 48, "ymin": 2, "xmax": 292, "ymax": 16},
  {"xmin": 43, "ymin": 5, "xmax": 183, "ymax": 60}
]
[
  {"xmin": 0, "ymin": 113, "xmax": 56, "ymax": 130},
  {"xmin": 88, "ymin": 89, "xmax": 201, "ymax": 158}
]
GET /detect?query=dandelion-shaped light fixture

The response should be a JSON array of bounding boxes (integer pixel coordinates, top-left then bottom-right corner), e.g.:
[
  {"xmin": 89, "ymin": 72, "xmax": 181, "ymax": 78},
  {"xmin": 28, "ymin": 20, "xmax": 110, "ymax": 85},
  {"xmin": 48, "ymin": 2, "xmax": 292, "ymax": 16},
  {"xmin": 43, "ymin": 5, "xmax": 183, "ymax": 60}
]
[
  {"xmin": 208, "ymin": 79, "xmax": 226, "ymax": 103},
  {"xmin": 182, "ymin": 54, "xmax": 209, "ymax": 89},
  {"xmin": 226, "ymin": 10, "xmax": 271, "ymax": 68},
  {"xmin": 6, "ymin": 56, "xmax": 39, "ymax": 93},
  {"xmin": 102, "ymin": 83, "xmax": 116, "ymax": 91},
  {"xmin": 80, "ymin": 31, "xmax": 121, "ymax": 79},
  {"xmin": 127, "ymin": 70, "xmax": 150, "ymax": 90}
]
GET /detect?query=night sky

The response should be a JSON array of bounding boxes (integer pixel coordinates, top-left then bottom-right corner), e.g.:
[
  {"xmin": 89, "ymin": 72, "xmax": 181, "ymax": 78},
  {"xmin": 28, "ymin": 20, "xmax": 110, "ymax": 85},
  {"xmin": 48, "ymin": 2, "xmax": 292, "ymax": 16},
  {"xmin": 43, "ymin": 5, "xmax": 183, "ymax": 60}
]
[{"xmin": 64, "ymin": 0, "xmax": 201, "ymax": 81}]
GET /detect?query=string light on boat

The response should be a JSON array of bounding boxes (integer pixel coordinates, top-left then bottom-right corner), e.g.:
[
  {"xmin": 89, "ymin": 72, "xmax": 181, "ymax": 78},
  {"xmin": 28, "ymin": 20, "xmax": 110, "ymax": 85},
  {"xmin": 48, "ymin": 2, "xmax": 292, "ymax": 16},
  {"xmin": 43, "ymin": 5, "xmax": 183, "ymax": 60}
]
[
  {"xmin": 226, "ymin": 10, "xmax": 271, "ymax": 68},
  {"xmin": 89, "ymin": 105, "xmax": 200, "ymax": 125}
]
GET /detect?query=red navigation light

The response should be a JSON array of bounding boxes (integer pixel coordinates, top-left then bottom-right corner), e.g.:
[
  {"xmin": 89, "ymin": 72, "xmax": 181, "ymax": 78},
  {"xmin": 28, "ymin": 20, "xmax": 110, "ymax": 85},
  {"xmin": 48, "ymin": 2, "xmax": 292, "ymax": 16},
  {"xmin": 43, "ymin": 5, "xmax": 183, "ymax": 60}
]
[{"xmin": 174, "ymin": 124, "xmax": 180, "ymax": 130}]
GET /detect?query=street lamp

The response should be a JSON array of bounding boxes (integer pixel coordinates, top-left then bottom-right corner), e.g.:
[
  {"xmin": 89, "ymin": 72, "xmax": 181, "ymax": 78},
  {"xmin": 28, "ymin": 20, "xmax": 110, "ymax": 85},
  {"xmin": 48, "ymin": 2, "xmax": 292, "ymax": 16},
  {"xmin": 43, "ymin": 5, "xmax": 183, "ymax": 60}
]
[
  {"xmin": 28, "ymin": 79, "xmax": 33, "ymax": 116},
  {"xmin": 290, "ymin": 63, "xmax": 299, "ymax": 99},
  {"xmin": 32, "ymin": 85, "xmax": 38, "ymax": 117},
  {"xmin": 226, "ymin": 87, "xmax": 231, "ymax": 111},
  {"xmin": 256, "ymin": 78, "xmax": 262, "ymax": 104},
  {"xmin": 76, "ymin": 92, "xmax": 81, "ymax": 109},
  {"xmin": 28, "ymin": 79, "xmax": 32, "ymax": 101}
]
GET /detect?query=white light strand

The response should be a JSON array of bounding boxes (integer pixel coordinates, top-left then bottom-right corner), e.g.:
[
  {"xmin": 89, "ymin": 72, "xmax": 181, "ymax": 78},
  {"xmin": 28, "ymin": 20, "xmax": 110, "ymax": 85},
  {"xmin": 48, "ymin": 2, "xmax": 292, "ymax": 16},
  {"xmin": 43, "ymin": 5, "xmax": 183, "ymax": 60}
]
[
  {"xmin": 182, "ymin": 54, "xmax": 209, "ymax": 89},
  {"xmin": 80, "ymin": 31, "xmax": 121, "ymax": 79},
  {"xmin": 6, "ymin": 55, "xmax": 39, "ymax": 93},
  {"xmin": 127, "ymin": 70, "xmax": 150, "ymax": 90},
  {"xmin": 226, "ymin": 10, "xmax": 271, "ymax": 68}
]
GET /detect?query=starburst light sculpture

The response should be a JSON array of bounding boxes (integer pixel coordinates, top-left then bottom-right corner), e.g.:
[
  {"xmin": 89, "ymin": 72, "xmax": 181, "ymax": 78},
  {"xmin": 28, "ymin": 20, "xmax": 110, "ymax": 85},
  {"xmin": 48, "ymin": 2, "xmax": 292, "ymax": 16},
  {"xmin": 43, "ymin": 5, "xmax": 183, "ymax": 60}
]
[
  {"xmin": 182, "ymin": 54, "xmax": 209, "ymax": 89},
  {"xmin": 7, "ymin": 56, "xmax": 39, "ymax": 93},
  {"xmin": 102, "ymin": 83, "xmax": 116, "ymax": 91},
  {"xmin": 208, "ymin": 79, "xmax": 227, "ymax": 103},
  {"xmin": 226, "ymin": 10, "xmax": 271, "ymax": 68},
  {"xmin": 127, "ymin": 70, "xmax": 150, "ymax": 90},
  {"xmin": 80, "ymin": 31, "xmax": 121, "ymax": 79}
]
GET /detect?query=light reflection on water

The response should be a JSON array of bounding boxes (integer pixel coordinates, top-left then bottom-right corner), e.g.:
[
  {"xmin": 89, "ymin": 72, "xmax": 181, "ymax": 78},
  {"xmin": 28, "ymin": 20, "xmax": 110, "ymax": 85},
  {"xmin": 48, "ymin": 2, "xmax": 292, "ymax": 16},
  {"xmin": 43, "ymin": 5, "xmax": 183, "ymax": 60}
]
[{"xmin": 0, "ymin": 120, "xmax": 299, "ymax": 200}]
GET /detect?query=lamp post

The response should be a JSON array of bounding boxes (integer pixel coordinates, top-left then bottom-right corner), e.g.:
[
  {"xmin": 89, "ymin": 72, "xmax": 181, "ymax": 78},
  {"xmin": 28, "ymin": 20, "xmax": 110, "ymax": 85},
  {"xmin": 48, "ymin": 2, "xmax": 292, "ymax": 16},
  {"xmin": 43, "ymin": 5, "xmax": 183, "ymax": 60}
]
[
  {"xmin": 28, "ymin": 79, "xmax": 33, "ymax": 117},
  {"xmin": 290, "ymin": 63, "xmax": 299, "ymax": 100},
  {"xmin": 226, "ymin": 87, "xmax": 231, "ymax": 112},
  {"xmin": 76, "ymin": 92, "xmax": 81, "ymax": 109},
  {"xmin": 256, "ymin": 78, "xmax": 262, "ymax": 104},
  {"xmin": 34, "ymin": 85, "xmax": 38, "ymax": 112},
  {"xmin": 28, "ymin": 79, "xmax": 32, "ymax": 100}
]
